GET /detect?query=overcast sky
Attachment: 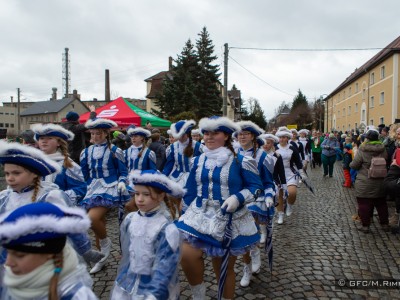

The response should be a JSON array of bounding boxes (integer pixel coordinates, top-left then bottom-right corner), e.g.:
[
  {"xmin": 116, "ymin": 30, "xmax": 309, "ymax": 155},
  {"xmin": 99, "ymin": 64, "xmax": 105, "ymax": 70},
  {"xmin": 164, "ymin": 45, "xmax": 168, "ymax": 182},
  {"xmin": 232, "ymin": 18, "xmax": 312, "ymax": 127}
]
[{"xmin": 1, "ymin": 0, "xmax": 399, "ymax": 119}]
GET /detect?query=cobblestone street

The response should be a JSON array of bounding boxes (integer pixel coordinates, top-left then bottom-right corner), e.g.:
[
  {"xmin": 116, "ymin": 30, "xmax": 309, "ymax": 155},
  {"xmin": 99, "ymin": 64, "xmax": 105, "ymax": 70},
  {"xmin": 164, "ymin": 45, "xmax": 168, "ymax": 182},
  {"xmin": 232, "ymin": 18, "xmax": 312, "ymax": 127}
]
[{"xmin": 90, "ymin": 163, "xmax": 400, "ymax": 299}]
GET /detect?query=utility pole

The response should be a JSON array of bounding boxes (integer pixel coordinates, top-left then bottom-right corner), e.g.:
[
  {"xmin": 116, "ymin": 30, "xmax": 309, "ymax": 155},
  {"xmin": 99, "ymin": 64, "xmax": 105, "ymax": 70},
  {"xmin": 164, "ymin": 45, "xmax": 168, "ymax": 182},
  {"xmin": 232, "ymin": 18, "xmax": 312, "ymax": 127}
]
[
  {"xmin": 62, "ymin": 48, "xmax": 70, "ymax": 99},
  {"xmin": 17, "ymin": 88, "xmax": 20, "ymax": 134},
  {"xmin": 223, "ymin": 43, "xmax": 228, "ymax": 117},
  {"xmin": 105, "ymin": 69, "xmax": 110, "ymax": 102}
]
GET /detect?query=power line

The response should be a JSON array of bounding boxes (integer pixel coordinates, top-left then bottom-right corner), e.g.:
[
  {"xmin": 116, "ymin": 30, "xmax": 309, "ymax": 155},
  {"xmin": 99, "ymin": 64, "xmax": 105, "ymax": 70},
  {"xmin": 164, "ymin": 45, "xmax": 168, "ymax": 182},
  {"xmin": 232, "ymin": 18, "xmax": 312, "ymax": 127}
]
[
  {"xmin": 228, "ymin": 55, "xmax": 295, "ymax": 97},
  {"xmin": 229, "ymin": 46, "xmax": 390, "ymax": 52}
]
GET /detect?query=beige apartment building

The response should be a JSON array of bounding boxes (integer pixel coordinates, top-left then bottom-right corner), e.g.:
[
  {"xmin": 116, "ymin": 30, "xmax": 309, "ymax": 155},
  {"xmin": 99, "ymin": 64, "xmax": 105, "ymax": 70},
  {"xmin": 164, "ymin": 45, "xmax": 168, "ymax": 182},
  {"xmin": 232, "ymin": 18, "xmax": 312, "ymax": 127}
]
[{"xmin": 324, "ymin": 36, "xmax": 400, "ymax": 133}]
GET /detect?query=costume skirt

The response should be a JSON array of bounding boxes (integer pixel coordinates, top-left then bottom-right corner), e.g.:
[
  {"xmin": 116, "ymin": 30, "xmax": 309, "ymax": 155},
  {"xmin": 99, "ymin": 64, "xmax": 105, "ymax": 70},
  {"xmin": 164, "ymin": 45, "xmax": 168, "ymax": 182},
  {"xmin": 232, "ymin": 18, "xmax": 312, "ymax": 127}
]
[{"xmin": 176, "ymin": 197, "xmax": 259, "ymax": 257}]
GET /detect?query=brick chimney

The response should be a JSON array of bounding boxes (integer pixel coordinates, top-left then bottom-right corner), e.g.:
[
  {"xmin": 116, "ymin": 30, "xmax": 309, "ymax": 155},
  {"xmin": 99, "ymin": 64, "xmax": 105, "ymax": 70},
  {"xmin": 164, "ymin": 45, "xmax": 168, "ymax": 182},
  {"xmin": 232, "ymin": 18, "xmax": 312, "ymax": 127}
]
[
  {"xmin": 51, "ymin": 88, "xmax": 57, "ymax": 101},
  {"xmin": 73, "ymin": 89, "xmax": 80, "ymax": 100}
]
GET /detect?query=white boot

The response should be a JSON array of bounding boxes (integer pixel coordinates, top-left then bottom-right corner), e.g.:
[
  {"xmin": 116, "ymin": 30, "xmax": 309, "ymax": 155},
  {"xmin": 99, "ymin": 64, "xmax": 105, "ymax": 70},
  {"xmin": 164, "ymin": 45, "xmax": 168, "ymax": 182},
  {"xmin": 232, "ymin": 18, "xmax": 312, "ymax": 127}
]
[
  {"xmin": 286, "ymin": 203, "xmax": 293, "ymax": 216},
  {"xmin": 90, "ymin": 237, "xmax": 111, "ymax": 274},
  {"xmin": 277, "ymin": 212, "xmax": 284, "ymax": 224},
  {"xmin": 259, "ymin": 224, "xmax": 267, "ymax": 244},
  {"xmin": 190, "ymin": 282, "xmax": 206, "ymax": 300},
  {"xmin": 250, "ymin": 248, "xmax": 261, "ymax": 274},
  {"xmin": 240, "ymin": 264, "xmax": 252, "ymax": 287}
]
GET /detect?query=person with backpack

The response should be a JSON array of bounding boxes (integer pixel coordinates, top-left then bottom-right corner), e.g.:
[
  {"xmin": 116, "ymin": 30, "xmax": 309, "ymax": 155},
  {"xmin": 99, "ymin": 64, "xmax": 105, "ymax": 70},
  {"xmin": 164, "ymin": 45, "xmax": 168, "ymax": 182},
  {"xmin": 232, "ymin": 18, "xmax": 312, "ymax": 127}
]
[{"xmin": 349, "ymin": 126, "xmax": 389, "ymax": 233}]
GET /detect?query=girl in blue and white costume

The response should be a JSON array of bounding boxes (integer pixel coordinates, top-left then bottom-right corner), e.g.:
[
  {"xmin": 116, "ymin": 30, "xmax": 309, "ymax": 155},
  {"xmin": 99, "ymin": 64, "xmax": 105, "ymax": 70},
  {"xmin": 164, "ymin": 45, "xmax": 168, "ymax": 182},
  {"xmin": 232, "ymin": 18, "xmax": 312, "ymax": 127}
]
[
  {"xmin": 177, "ymin": 116, "xmax": 263, "ymax": 300},
  {"xmin": 80, "ymin": 118, "xmax": 130, "ymax": 274},
  {"xmin": 32, "ymin": 123, "xmax": 87, "ymax": 205},
  {"xmin": 298, "ymin": 129, "xmax": 311, "ymax": 172},
  {"xmin": 236, "ymin": 121, "xmax": 276, "ymax": 288},
  {"xmin": 125, "ymin": 127, "xmax": 157, "ymax": 172},
  {"xmin": 0, "ymin": 202, "xmax": 97, "ymax": 300},
  {"xmin": 111, "ymin": 169, "xmax": 183, "ymax": 300},
  {"xmin": 275, "ymin": 127, "xmax": 306, "ymax": 224},
  {"xmin": 0, "ymin": 141, "xmax": 103, "ymax": 290},
  {"xmin": 163, "ymin": 120, "xmax": 203, "ymax": 187}
]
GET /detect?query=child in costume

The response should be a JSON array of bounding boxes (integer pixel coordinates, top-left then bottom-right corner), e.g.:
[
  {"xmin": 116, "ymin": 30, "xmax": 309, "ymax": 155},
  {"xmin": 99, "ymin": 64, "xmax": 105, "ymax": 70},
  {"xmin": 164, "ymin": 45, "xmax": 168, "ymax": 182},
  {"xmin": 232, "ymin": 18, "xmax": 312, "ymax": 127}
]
[
  {"xmin": 0, "ymin": 202, "xmax": 97, "ymax": 300},
  {"xmin": 236, "ymin": 121, "xmax": 275, "ymax": 288},
  {"xmin": 32, "ymin": 123, "xmax": 87, "ymax": 205},
  {"xmin": 80, "ymin": 118, "xmax": 131, "ymax": 274},
  {"xmin": 125, "ymin": 127, "xmax": 157, "ymax": 172},
  {"xmin": 111, "ymin": 169, "xmax": 183, "ymax": 300},
  {"xmin": 176, "ymin": 116, "xmax": 263, "ymax": 300},
  {"xmin": 0, "ymin": 141, "xmax": 103, "ymax": 271},
  {"xmin": 342, "ymin": 144, "xmax": 353, "ymax": 188}
]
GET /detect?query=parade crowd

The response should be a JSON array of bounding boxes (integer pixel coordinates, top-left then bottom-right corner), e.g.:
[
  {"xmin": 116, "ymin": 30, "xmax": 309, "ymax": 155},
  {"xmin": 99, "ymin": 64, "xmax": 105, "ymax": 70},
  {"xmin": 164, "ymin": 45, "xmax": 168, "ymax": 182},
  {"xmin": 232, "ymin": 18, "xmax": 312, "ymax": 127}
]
[{"xmin": 0, "ymin": 109, "xmax": 399, "ymax": 300}]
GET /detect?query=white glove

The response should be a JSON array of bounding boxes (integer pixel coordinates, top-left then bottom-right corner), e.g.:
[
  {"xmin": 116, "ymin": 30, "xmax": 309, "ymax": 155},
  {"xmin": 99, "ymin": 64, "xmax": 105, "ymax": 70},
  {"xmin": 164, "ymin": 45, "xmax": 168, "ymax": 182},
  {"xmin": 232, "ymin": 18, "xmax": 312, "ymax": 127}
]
[
  {"xmin": 265, "ymin": 196, "xmax": 274, "ymax": 208},
  {"xmin": 144, "ymin": 295, "xmax": 157, "ymax": 300},
  {"xmin": 117, "ymin": 182, "xmax": 126, "ymax": 193},
  {"xmin": 221, "ymin": 196, "xmax": 240, "ymax": 213},
  {"xmin": 299, "ymin": 169, "xmax": 307, "ymax": 179}
]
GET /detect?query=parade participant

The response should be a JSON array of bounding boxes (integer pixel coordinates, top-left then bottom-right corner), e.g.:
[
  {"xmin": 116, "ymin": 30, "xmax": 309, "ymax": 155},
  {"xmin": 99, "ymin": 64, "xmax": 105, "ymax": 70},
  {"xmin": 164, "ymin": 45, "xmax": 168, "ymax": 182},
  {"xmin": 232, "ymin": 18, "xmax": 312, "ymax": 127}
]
[
  {"xmin": 342, "ymin": 144, "xmax": 353, "ymax": 188},
  {"xmin": 32, "ymin": 124, "xmax": 87, "ymax": 205},
  {"xmin": 80, "ymin": 118, "xmax": 130, "ymax": 274},
  {"xmin": 231, "ymin": 131, "xmax": 240, "ymax": 152},
  {"xmin": 125, "ymin": 127, "xmax": 157, "ymax": 172},
  {"xmin": 290, "ymin": 129, "xmax": 305, "ymax": 161},
  {"xmin": 191, "ymin": 129, "xmax": 203, "ymax": 143},
  {"xmin": 236, "ymin": 121, "xmax": 275, "ymax": 287},
  {"xmin": 0, "ymin": 141, "xmax": 103, "ymax": 279},
  {"xmin": 321, "ymin": 133, "xmax": 340, "ymax": 178},
  {"xmin": 310, "ymin": 131, "xmax": 323, "ymax": 168},
  {"xmin": 111, "ymin": 170, "xmax": 183, "ymax": 300},
  {"xmin": 275, "ymin": 127, "xmax": 306, "ymax": 224},
  {"xmin": 0, "ymin": 202, "xmax": 97, "ymax": 300},
  {"xmin": 298, "ymin": 129, "xmax": 311, "ymax": 171},
  {"xmin": 20, "ymin": 130, "xmax": 38, "ymax": 148},
  {"xmin": 177, "ymin": 116, "xmax": 262, "ymax": 300},
  {"xmin": 167, "ymin": 129, "xmax": 176, "ymax": 145}
]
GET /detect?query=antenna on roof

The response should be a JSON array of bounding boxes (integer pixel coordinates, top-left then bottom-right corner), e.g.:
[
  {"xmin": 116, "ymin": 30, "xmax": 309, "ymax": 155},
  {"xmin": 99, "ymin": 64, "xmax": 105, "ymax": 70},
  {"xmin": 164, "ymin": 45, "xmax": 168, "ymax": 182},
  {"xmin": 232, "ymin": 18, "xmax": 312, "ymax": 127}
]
[{"xmin": 62, "ymin": 48, "xmax": 71, "ymax": 99}]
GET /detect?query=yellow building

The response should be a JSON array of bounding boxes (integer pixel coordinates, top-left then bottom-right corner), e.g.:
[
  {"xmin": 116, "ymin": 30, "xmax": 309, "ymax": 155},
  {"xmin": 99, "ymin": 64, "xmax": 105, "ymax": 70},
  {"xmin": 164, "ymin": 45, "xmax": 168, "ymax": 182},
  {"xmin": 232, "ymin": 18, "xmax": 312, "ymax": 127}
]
[{"xmin": 324, "ymin": 36, "xmax": 400, "ymax": 133}]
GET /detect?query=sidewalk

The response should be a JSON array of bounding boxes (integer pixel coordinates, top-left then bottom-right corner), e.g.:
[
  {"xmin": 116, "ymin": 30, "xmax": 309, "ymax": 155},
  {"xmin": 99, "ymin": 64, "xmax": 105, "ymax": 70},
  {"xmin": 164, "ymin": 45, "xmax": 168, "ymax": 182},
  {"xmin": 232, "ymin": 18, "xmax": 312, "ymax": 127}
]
[{"xmin": 92, "ymin": 163, "xmax": 400, "ymax": 299}]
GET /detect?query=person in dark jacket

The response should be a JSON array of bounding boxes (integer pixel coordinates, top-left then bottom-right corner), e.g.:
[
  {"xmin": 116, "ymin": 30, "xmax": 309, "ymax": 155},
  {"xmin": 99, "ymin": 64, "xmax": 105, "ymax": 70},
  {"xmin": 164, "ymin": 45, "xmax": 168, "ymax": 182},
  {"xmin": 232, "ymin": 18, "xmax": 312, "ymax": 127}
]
[
  {"xmin": 342, "ymin": 144, "xmax": 353, "ymax": 188},
  {"xmin": 61, "ymin": 105, "xmax": 96, "ymax": 163},
  {"xmin": 383, "ymin": 150, "xmax": 400, "ymax": 228},
  {"xmin": 148, "ymin": 129, "xmax": 166, "ymax": 171},
  {"xmin": 321, "ymin": 133, "xmax": 340, "ymax": 177}
]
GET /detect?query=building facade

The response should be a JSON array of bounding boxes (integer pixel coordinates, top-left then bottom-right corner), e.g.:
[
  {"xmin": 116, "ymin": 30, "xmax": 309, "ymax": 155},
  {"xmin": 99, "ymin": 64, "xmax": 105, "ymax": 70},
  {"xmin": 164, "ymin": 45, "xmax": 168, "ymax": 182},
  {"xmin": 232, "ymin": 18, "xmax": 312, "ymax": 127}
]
[{"xmin": 324, "ymin": 36, "xmax": 400, "ymax": 133}]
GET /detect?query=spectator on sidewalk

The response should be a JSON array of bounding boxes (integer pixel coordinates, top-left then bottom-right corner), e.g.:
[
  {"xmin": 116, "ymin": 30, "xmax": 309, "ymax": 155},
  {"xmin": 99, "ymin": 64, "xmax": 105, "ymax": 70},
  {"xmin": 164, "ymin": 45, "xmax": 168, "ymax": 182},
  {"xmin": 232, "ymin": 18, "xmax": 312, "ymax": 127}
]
[
  {"xmin": 383, "ymin": 152, "xmax": 400, "ymax": 228},
  {"xmin": 321, "ymin": 133, "xmax": 340, "ymax": 178},
  {"xmin": 148, "ymin": 129, "xmax": 166, "ymax": 171},
  {"xmin": 349, "ymin": 126, "xmax": 389, "ymax": 233},
  {"xmin": 342, "ymin": 144, "xmax": 353, "ymax": 188}
]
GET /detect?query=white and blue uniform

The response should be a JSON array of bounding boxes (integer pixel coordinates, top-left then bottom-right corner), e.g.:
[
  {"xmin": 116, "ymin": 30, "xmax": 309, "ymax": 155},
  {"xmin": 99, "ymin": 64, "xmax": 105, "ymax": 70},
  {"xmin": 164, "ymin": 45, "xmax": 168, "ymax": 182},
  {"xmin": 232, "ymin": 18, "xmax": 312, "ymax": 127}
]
[
  {"xmin": 0, "ymin": 182, "xmax": 93, "ymax": 276},
  {"xmin": 124, "ymin": 145, "xmax": 157, "ymax": 172},
  {"xmin": 44, "ymin": 152, "xmax": 87, "ymax": 205},
  {"xmin": 176, "ymin": 149, "xmax": 263, "ymax": 257},
  {"xmin": 111, "ymin": 208, "xmax": 180, "ymax": 300},
  {"xmin": 238, "ymin": 148, "xmax": 276, "ymax": 222},
  {"xmin": 163, "ymin": 140, "xmax": 203, "ymax": 187},
  {"xmin": 80, "ymin": 143, "xmax": 130, "ymax": 209},
  {"xmin": 275, "ymin": 144, "xmax": 303, "ymax": 186}
]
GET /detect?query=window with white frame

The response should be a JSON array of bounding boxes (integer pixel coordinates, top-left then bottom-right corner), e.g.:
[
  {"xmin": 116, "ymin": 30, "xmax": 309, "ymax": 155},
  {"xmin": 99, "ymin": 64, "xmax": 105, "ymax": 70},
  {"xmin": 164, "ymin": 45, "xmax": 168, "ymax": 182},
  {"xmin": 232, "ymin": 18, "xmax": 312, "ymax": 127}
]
[
  {"xmin": 355, "ymin": 103, "xmax": 358, "ymax": 112},
  {"xmin": 362, "ymin": 110, "xmax": 366, "ymax": 121},
  {"xmin": 348, "ymin": 106, "xmax": 351, "ymax": 115},
  {"xmin": 381, "ymin": 66, "xmax": 385, "ymax": 79},
  {"xmin": 380, "ymin": 92, "xmax": 384, "ymax": 104},
  {"xmin": 380, "ymin": 117, "xmax": 384, "ymax": 124},
  {"xmin": 370, "ymin": 96, "xmax": 374, "ymax": 108},
  {"xmin": 362, "ymin": 88, "xmax": 366, "ymax": 100},
  {"xmin": 370, "ymin": 119, "xmax": 374, "ymax": 125},
  {"xmin": 370, "ymin": 72, "xmax": 375, "ymax": 85},
  {"xmin": 343, "ymin": 91, "xmax": 345, "ymax": 100},
  {"xmin": 338, "ymin": 110, "xmax": 340, "ymax": 117},
  {"xmin": 343, "ymin": 108, "xmax": 345, "ymax": 116},
  {"xmin": 349, "ymin": 87, "xmax": 352, "ymax": 96},
  {"xmin": 355, "ymin": 122, "xmax": 358, "ymax": 129},
  {"xmin": 355, "ymin": 83, "xmax": 359, "ymax": 93}
]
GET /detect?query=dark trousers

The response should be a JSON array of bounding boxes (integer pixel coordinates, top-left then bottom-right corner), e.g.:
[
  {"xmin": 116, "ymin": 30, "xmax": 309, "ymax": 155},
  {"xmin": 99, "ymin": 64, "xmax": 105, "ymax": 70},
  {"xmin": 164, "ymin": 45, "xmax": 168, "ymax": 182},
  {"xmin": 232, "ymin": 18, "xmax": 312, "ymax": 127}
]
[
  {"xmin": 321, "ymin": 154, "xmax": 336, "ymax": 176},
  {"xmin": 312, "ymin": 152, "xmax": 321, "ymax": 167},
  {"xmin": 357, "ymin": 197, "xmax": 389, "ymax": 226},
  {"xmin": 343, "ymin": 169, "xmax": 351, "ymax": 187}
]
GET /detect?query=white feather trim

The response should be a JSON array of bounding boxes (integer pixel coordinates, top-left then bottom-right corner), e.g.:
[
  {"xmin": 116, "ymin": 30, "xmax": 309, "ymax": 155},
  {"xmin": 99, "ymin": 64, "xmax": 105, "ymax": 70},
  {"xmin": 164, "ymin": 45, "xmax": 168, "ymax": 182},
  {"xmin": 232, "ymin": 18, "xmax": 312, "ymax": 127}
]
[
  {"xmin": 260, "ymin": 134, "xmax": 279, "ymax": 144},
  {"xmin": 290, "ymin": 128, "xmax": 298, "ymax": 135},
  {"xmin": 298, "ymin": 129, "xmax": 309, "ymax": 135},
  {"xmin": 129, "ymin": 170, "xmax": 186, "ymax": 198},
  {"xmin": 236, "ymin": 121, "xmax": 265, "ymax": 135},
  {"xmin": 170, "ymin": 120, "xmax": 196, "ymax": 139},
  {"xmin": 0, "ymin": 206, "xmax": 90, "ymax": 243},
  {"xmin": 191, "ymin": 129, "xmax": 202, "ymax": 136},
  {"xmin": 0, "ymin": 141, "xmax": 61, "ymax": 173},
  {"xmin": 32, "ymin": 123, "xmax": 75, "ymax": 141},
  {"xmin": 127, "ymin": 127, "xmax": 151, "ymax": 137},
  {"xmin": 85, "ymin": 118, "xmax": 117, "ymax": 129},
  {"xmin": 199, "ymin": 117, "xmax": 240, "ymax": 133}
]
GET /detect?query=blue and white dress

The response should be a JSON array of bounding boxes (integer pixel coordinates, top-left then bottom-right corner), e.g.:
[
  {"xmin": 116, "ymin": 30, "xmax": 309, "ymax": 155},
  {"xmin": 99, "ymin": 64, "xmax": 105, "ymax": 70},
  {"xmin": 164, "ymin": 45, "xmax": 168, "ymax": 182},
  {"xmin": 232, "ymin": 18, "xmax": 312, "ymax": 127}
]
[
  {"xmin": 176, "ymin": 147, "xmax": 263, "ymax": 257},
  {"xmin": 124, "ymin": 145, "xmax": 157, "ymax": 172},
  {"xmin": 112, "ymin": 207, "xmax": 180, "ymax": 300},
  {"xmin": 43, "ymin": 152, "xmax": 87, "ymax": 205},
  {"xmin": 80, "ymin": 143, "xmax": 130, "ymax": 209},
  {"xmin": 163, "ymin": 140, "xmax": 203, "ymax": 188},
  {"xmin": 238, "ymin": 147, "xmax": 276, "ymax": 222},
  {"xmin": 0, "ymin": 182, "xmax": 93, "ymax": 280},
  {"xmin": 275, "ymin": 144, "xmax": 303, "ymax": 186}
]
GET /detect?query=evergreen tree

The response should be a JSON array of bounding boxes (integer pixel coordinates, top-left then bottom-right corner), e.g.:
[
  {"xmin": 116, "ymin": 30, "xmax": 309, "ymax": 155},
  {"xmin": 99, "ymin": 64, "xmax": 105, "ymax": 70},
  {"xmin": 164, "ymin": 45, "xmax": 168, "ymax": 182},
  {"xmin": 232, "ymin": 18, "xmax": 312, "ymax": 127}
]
[
  {"xmin": 291, "ymin": 89, "xmax": 308, "ymax": 111},
  {"xmin": 195, "ymin": 27, "xmax": 222, "ymax": 117},
  {"xmin": 289, "ymin": 89, "xmax": 312, "ymax": 128},
  {"xmin": 242, "ymin": 98, "xmax": 267, "ymax": 129}
]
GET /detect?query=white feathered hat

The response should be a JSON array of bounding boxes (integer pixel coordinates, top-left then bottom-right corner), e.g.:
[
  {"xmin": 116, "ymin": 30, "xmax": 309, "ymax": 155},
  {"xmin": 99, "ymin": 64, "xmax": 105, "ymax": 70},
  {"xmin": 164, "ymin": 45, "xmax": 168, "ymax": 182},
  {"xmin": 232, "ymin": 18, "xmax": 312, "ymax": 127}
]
[
  {"xmin": 127, "ymin": 127, "xmax": 151, "ymax": 138},
  {"xmin": 298, "ymin": 129, "xmax": 309, "ymax": 136},
  {"xmin": 199, "ymin": 116, "xmax": 240, "ymax": 134},
  {"xmin": 32, "ymin": 124, "xmax": 75, "ymax": 142},
  {"xmin": 260, "ymin": 133, "xmax": 279, "ymax": 144},
  {"xmin": 85, "ymin": 118, "xmax": 117, "ymax": 129},
  {"xmin": 275, "ymin": 126, "xmax": 293, "ymax": 139},
  {"xmin": 170, "ymin": 120, "xmax": 196, "ymax": 139},
  {"xmin": 236, "ymin": 121, "xmax": 265, "ymax": 137}
]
